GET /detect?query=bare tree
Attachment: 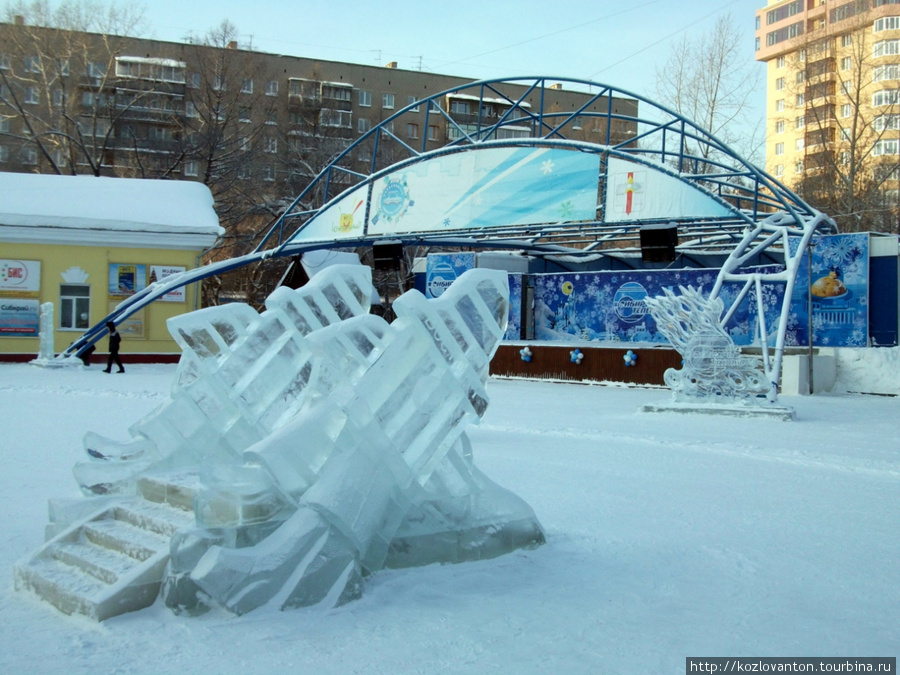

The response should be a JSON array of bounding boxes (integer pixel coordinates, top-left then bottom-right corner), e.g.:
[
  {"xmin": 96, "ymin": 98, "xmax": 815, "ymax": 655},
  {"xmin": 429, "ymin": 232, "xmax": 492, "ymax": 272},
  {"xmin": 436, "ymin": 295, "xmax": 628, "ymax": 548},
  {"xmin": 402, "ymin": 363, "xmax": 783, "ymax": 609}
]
[
  {"xmin": 792, "ymin": 22, "xmax": 899, "ymax": 233},
  {"xmin": 655, "ymin": 12, "xmax": 763, "ymax": 164},
  {"xmin": 0, "ymin": 0, "xmax": 161, "ymax": 175}
]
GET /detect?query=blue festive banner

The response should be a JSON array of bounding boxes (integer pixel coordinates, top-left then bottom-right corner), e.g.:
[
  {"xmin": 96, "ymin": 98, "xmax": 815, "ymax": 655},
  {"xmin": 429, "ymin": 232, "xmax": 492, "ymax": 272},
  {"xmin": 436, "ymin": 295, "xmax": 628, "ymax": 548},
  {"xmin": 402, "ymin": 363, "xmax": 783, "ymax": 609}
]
[
  {"xmin": 787, "ymin": 233, "xmax": 869, "ymax": 347},
  {"xmin": 533, "ymin": 267, "xmax": 785, "ymax": 346}
]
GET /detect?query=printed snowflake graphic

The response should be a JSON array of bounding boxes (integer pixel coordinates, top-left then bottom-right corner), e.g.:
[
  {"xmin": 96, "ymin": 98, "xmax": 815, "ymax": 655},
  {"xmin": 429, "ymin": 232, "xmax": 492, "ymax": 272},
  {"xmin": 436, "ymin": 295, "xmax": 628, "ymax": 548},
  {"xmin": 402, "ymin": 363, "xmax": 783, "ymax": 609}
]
[{"xmin": 541, "ymin": 159, "xmax": 555, "ymax": 175}]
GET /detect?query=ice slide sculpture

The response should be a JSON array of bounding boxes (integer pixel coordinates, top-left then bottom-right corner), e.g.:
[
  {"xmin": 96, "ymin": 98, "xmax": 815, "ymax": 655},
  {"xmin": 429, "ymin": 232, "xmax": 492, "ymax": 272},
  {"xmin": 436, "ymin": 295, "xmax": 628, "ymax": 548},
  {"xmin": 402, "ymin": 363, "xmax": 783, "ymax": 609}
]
[{"xmin": 17, "ymin": 265, "xmax": 544, "ymax": 619}]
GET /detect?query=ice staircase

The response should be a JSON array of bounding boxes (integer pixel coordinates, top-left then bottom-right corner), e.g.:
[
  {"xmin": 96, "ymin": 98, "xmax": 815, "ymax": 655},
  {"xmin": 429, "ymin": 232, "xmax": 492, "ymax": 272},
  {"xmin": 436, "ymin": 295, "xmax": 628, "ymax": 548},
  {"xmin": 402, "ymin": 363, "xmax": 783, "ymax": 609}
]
[{"xmin": 14, "ymin": 472, "xmax": 198, "ymax": 621}]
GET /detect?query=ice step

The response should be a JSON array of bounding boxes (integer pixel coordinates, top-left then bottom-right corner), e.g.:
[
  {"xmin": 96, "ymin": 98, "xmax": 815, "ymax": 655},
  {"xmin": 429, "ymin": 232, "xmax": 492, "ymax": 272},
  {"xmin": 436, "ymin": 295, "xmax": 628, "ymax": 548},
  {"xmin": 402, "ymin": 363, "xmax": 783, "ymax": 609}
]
[
  {"xmin": 83, "ymin": 517, "xmax": 170, "ymax": 561},
  {"xmin": 137, "ymin": 472, "xmax": 201, "ymax": 511},
  {"xmin": 50, "ymin": 540, "xmax": 137, "ymax": 584},
  {"xmin": 16, "ymin": 556, "xmax": 111, "ymax": 619},
  {"xmin": 15, "ymin": 477, "xmax": 200, "ymax": 621}
]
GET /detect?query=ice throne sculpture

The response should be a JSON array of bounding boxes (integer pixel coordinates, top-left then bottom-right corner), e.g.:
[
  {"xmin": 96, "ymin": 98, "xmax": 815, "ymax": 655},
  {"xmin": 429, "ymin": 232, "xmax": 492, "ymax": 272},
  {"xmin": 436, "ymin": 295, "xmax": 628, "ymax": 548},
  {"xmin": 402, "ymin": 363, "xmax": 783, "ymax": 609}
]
[
  {"xmin": 643, "ymin": 286, "xmax": 792, "ymax": 418},
  {"xmin": 73, "ymin": 265, "xmax": 545, "ymax": 615}
]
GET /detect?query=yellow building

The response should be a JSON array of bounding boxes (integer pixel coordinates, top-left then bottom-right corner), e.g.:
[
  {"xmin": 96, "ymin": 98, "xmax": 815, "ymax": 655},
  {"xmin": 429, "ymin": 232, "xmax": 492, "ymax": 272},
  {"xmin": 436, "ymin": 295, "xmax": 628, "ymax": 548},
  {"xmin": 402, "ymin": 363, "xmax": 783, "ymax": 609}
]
[
  {"xmin": 755, "ymin": 0, "xmax": 900, "ymax": 232},
  {"xmin": 0, "ymin": 173, "xmax": 222, "ymax": 361}
]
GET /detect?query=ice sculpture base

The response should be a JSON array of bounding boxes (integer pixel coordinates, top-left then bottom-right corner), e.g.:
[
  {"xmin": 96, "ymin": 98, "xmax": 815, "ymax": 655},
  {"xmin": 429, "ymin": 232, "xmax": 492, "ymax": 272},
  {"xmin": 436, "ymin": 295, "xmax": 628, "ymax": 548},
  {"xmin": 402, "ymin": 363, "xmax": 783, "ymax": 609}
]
[{"xmin": 640, "ymin": 400, "xmax": 796, "ymax": 421}]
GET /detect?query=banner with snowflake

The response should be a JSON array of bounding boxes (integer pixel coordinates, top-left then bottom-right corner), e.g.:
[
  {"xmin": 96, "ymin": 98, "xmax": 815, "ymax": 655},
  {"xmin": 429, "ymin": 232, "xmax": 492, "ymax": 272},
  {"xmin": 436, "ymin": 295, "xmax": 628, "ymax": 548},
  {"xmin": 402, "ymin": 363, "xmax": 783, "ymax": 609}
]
[
  {"xmin": 532, "ymin": 268, "xmax": 784, "ymax": 345},
  {"xmin": 367, "ymin": 147, "xmax": 599, "ymax": 236},
  {"xmin": 787, "ymin": 233, "xmax": 869, "ymax": 348}
]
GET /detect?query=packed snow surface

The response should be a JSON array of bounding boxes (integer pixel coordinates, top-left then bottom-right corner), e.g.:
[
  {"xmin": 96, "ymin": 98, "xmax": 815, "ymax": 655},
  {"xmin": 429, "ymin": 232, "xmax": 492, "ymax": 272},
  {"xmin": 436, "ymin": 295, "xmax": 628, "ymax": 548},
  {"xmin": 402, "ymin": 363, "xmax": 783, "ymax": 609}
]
[{"xmin": 1, "ymin": 362, "xmax": 897, "ymax": 673}]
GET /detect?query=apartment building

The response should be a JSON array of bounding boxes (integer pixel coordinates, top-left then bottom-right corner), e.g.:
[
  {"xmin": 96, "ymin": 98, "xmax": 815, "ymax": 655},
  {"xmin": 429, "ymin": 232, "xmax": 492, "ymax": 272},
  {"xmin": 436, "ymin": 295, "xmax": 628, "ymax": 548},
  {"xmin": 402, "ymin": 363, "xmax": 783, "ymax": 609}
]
[
  {"xmin": 755, "ymin": 0, "xmax": 900, "ymax": 231},
  {"xmin": 0, "ymin": 20, "xmax": 635, "ymax": 206}
]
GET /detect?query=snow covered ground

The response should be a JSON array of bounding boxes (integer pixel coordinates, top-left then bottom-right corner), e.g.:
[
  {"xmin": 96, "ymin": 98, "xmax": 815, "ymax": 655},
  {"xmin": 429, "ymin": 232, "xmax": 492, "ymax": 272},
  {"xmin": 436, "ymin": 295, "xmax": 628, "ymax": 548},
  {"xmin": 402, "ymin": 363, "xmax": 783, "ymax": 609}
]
[{"xmin": 1, "ymin": 362, "xmax": 897, "ymax": 674}]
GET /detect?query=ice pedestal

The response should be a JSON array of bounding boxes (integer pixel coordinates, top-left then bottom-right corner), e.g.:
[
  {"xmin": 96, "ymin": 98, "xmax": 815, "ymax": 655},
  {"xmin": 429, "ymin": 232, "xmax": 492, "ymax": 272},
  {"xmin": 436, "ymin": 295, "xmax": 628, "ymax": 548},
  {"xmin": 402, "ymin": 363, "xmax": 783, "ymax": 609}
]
[{"xmin": 70, "ymin": 263, "xmax": 542, "ymax": 617}]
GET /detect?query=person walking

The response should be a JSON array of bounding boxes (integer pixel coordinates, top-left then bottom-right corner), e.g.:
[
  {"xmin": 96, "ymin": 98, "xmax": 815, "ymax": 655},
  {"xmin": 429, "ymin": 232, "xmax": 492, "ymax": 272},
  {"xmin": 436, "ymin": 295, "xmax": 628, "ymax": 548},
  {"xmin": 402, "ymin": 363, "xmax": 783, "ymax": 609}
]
[{"xmin": 103, "ymin": 321, "xmax": 125, "ymax": 373}]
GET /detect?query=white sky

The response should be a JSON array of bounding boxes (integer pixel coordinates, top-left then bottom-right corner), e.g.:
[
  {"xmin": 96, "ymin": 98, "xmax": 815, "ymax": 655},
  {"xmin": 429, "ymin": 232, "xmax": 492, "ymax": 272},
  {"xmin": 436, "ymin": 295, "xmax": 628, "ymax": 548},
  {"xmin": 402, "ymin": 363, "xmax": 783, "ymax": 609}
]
[{"xmin": 134, "ymin": 0, "xmax": 767, "ymax": 127}]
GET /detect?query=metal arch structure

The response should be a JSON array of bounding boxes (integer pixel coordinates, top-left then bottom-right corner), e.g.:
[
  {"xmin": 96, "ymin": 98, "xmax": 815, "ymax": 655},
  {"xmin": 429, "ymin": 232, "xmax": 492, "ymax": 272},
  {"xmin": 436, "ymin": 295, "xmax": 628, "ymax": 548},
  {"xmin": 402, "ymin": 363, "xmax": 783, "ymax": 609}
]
[{"xmin": 61, "ymin": 76, "xmax": 835, "ymax": 395}]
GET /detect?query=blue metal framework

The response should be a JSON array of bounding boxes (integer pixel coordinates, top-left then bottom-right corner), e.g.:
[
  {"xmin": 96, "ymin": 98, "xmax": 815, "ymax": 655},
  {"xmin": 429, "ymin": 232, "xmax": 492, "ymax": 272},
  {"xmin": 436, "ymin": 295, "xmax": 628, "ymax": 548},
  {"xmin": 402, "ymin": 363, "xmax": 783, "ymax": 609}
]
[{"xmin": 62, "ymin": 76, "xmax": 834, "ymax": 392}]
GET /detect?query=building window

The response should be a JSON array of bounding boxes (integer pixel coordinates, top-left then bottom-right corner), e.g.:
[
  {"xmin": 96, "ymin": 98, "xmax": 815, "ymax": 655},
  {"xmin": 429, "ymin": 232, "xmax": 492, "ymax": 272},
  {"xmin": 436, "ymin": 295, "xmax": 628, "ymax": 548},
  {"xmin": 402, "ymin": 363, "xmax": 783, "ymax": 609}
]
[
  {"xmin": 874, "ymin": 16, "xmax": 900, "ymax": 32},
  {"xmin": 382, "ymin": 93, "xmax": 395, "ymax": 109},
  {"xmin": 775, "ymin": 120, "xmax": 785, "ymax": 133},
  {"xmin": 776, "ymin": 99, "xmax": 785, "ymax": 112},
  {"xmin": 874, "ymin": 40, "xmax": 900, "ymax": 57},
  {"xmin": 796, "ymin": 93, "xmax": 806, "ymax": 106},
  {"xmin": 873, "ymin": 138, "xmax": 900, "ymax": 155},
  {"xmin": 873, "ymin": 64, "xmax": 900, "ymax": 81},
  {"xmin": 319, "ymin": 108, "xmax": 352, "ymax": 128},
  {"xmin": 240, "ymin": 137, "xmax": 250, "ymax": 152},
  {"xmin": 873, "ymin": 89, "xmax": 900, "ymax": 105},
  {"xmin": 265, "ymin": 109, "xmax": 277, "ymax": 125},
  {"xmin": 841, "ymin": 34, "xmax": 853, "ymax": 47},
  {"xmin": 775, "ymin": 142, "xmax": 785, "ymax": 155},
  {"xmin": 795, "ymin": 161, "xmax": 804, "ymax": 174},
  {"xmin": 262, "ymin": 165, "xmax": 275, "ymax": 182},
  {"xmin": 60, "ymin": 284, "xmax": 90, "ymax": 330},
  {"xmin": 407, "ymin": 123, "xmax": 418, "ymax": 138},
  {"xmin": 358, "ymin": 117, "xmax": 370, "ymax": 134},
  {"xmin": 239, "ymin": 107, "xmax": 252, "ymax": 123},
  {"xmin": 241, "ymin": 79, "xmax": 253, "ymax": 94},
  {"xmin": 186, "ymin": 101, "xmax": 199, "ymax": 118},
  {"xmin": 776, "ymin": 77, "xmax": 786, "ymax": 90},
  {"xmin": 775, "ymin": 164, "xmax": 784, "ymax": 177},
  {"xmin": 428, "ymin": 125, "xmax": 439, "ymax": 141},
  {"xmin": 777, "ymin": 56, "xmax": 786, "ymax": 68},
  {"xmin": 322, "ymin": 85, "xmax": 351, "ymax": 101},
  {"xmin": 23, "ymin": 55, "xmax": 41, "ymax": 73},
  {"xmin": 213, "ymin": 74, "xmax": 226, "ymax": 91},
  {"xmin": 0, "ymin": 145, "xmax": 8, "ymax": 163},
  {"xmin": 184, "ymin": 160, "xmax": 198, "ymax": 177},
  {"xmin": 798, "ymin": 48, "xmax": 806, "ymax": 62},
  {"xmin": 796, "ymin": 137, "xmax": 805, "ymax": 151},
  {"xmin": 24, "ymin": 86, "xmax": 39, "ymax": 104},
  {"xmin": 796, "ymin": 115, "xmax": 806, "ymax": 129},
  {"xmin": 21, "ymin": 147, "xmax": 38, "ymax": 164},
  {"xmin": 874, "ymin": 113, "xmax": 900, "ymax": 130},
  {"xmin": 0, "ymin": 53, "xmax": 9, "ymax": 70},
  {"xmin": 796, "ymin": 70, "xmax": 806, "ymax": 84},
  {"xmin": 0, "ymin": 116, "xmax": 8, "ymax": 133},
  {"xmin": 264, "ymin": 136, "xmax": 277, "ymax": 153},
  {"xmin": 86, "ymin": 62, "xmax": 105, "ymax": 82},
  {"xmin": 189, "ymin": 72, "xmax": 200, "ymax": 89},
  {"xmin": 841, "ymin": 103, "xmax": 853, "ymax": 117},
  {"xmin": 359, "ymin": 90, "xmax": 371, "ymax": 107},
  {"xmin": 266, "ymin": 80, "xmax": 278, "ymax": 96},
  {"xmin": 407, "ymin": 95, "xmax": 419, "ymax": 112},
  {"xmin": 450, "ymin": 100, "xmax": 470, "ymax": 114},
  {"xmin": 841, "ymin": 56, "xmax": 852, "ymax": 71}
]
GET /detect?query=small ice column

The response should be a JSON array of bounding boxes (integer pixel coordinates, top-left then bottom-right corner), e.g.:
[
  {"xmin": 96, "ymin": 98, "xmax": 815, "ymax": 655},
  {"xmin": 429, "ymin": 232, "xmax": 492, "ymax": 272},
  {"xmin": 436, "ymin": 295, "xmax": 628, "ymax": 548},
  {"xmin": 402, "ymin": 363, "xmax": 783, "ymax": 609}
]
[{"xmin": 38, "ymin": 302, "xmax": 55, "ymax": 361}]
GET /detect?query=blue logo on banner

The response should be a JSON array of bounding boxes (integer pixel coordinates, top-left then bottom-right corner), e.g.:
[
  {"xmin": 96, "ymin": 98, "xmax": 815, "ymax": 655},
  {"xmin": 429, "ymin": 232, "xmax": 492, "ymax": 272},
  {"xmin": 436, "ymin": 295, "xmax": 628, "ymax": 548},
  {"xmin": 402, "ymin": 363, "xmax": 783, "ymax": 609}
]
[
  {"xmin": 614, "ymin": 282, "xmax": 649, "ymax": 323},
  {"xmin": 428, "ymin": 262, "xmax": 457, "ymax": 298}
]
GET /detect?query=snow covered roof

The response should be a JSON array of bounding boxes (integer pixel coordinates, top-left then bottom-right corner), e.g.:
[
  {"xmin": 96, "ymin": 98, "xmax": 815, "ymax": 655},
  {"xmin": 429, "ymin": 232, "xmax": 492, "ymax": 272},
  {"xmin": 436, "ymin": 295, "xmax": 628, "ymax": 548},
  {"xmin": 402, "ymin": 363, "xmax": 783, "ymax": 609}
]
[
  {"xmin": 116, "ymin": 56, "xmax": 186, "ymax": 68},
  {"xmin": 0, "ymin": 173, "xmax": 223, "ymax": 250}
]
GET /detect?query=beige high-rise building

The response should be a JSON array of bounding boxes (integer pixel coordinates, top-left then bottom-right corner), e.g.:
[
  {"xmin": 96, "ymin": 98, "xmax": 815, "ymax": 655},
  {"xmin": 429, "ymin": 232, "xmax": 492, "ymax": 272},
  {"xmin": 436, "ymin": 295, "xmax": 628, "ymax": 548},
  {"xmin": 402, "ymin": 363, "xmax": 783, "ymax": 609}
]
[{"xmin": 755, "ymin": 0, "xmax": 900, "ymax": 232}]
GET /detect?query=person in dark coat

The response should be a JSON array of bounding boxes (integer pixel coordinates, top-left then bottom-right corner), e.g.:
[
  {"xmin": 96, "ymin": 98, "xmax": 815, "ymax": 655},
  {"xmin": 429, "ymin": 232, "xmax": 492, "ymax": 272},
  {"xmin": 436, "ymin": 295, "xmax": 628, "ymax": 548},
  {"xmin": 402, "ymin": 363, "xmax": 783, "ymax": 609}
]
[{"xmin": 103, "ymin": 321, "xmax": 125, "ymax": 373}]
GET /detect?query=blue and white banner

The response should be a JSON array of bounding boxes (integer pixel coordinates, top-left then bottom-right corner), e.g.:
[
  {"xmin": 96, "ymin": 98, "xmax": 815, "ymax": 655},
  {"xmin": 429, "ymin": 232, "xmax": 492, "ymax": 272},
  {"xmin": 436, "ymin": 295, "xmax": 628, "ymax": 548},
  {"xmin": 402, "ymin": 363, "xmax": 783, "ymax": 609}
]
[
  {"xmin": 368, "ymin": 147, "xmax": 600, "ymax": 236},
  {"xmin": 533, "ymin": 268, "xmax": 784, "ymax": 345},
  {"xmin": 787, "ymin": 233, "xmax": 869, "ymax": 347}
]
